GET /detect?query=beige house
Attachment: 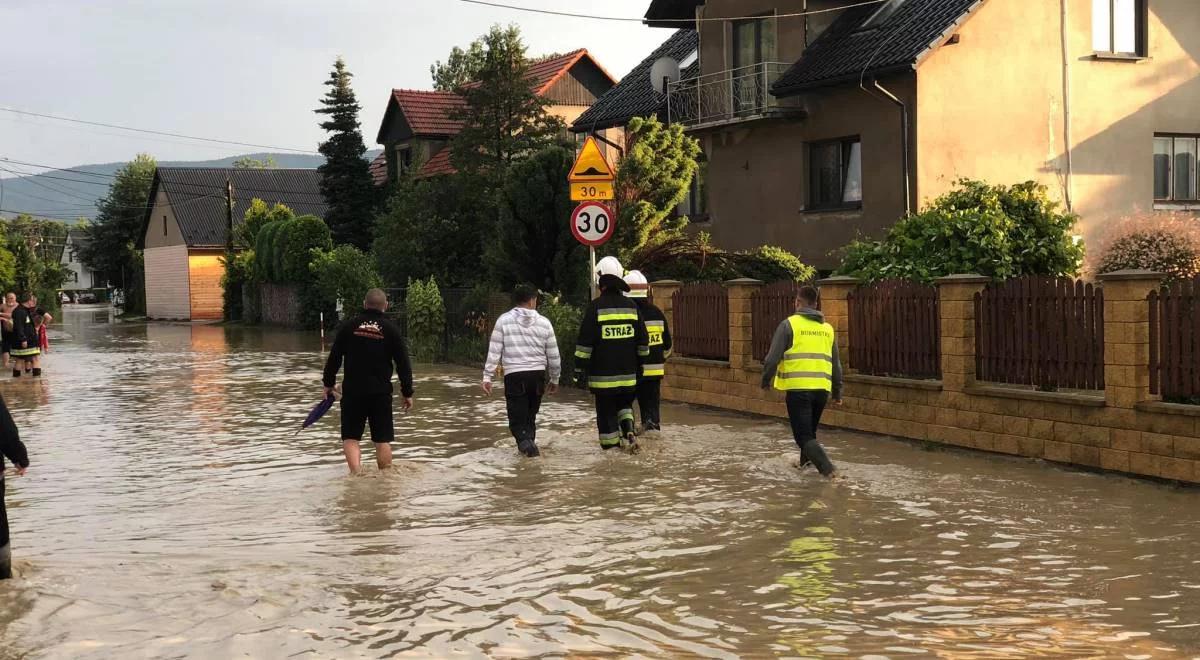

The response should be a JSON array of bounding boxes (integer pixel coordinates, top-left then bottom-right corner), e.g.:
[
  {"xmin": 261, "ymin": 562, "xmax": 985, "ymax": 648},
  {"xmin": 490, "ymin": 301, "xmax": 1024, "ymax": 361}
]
[
  {"xmin": 139, "ymin": 168, "xmax": 327, "ymax": 321},
  {"xmin": 643, "ymin": 0, "xmax": 1200, "ymax": 269}
]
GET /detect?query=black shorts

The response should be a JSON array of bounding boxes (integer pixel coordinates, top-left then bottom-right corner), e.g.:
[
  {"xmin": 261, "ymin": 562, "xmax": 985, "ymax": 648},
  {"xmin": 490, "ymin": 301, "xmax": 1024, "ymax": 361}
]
[{"xmin": 340, "ymin": 394, "xmax": 395, "ymax": 443}]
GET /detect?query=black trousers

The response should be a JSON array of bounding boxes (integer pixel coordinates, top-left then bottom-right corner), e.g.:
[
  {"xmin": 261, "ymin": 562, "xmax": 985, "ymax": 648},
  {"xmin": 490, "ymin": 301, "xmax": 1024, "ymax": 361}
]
[
  {"xmin": 785, "ymin": 390, "xmax": 836, "ymax": 476},
  {"xmin": 594, "ymin": 391, "xmax": 636, "ymax": 449},
  {"xmin": 1, "ymin": 478, "xmax": 11, "ymax": 580},
  {"xmin": 505, "ymin": 371, "xmax": 545, "ymax": 450},
  {"xmin": 637, "ymin": 378, "xmax": 662, "ymax": 430}
]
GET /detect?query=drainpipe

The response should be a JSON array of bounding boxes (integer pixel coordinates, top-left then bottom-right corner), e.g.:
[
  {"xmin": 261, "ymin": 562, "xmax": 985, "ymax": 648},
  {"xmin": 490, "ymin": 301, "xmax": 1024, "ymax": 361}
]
[
  {"xmin": 1060, "ymin": 0, "xmax": 1075, "ymax": 212},
  {"xmin": 862, "ymin": 79, "xmax": 912, "ymax": 216}
]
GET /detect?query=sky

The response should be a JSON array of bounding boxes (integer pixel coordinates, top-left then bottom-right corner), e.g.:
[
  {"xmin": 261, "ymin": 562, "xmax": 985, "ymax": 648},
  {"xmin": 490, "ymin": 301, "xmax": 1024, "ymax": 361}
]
[{"xmin": 0, "ymin": 0, "xmax": 668, "ymax": 172}]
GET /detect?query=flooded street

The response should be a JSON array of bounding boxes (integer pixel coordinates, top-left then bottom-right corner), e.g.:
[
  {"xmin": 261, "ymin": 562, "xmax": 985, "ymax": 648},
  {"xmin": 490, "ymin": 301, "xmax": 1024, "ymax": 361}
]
[{"xmin": 0, "ymin": 309, "xmax": 1198, "ymax": 658}]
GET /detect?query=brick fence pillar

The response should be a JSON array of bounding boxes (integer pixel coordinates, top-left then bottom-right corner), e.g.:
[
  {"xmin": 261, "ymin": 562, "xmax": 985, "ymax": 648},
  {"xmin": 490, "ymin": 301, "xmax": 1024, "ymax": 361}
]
[
  {"xmin": 817, "ymin": 276, "xmax": 860, "ymax": 360},
  {"xmin": 1097, "ymin": 269, "xmax": 1164, "ymax": 408},
  {"xmin": 725, "ymin": 278, "xmax": 762, "ymax": 368},
  {"xmin": 650, "ymin": 280, "xmax": 682, "ymax": 322},
  {"xmin": 933, "ymin": 274, "xmax": 991, "ymax": 392}
]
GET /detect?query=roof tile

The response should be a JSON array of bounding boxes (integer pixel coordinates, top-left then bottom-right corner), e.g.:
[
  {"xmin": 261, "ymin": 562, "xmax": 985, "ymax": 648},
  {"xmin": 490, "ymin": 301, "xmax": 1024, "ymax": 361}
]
[
  {"xmin": 772, "ymin": 0, "xmax": 983, "ymax": 95},
  {"xmin": 571, "ymin": 30, "xmax": 698, "ymax": 132}
]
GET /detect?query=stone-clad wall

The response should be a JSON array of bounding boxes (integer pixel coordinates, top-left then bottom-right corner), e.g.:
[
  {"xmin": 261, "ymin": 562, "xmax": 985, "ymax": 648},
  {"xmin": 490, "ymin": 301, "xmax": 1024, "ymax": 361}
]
[{"xmin": 651, "ymin": 272, "xmax": 1200, "ymax": 485}]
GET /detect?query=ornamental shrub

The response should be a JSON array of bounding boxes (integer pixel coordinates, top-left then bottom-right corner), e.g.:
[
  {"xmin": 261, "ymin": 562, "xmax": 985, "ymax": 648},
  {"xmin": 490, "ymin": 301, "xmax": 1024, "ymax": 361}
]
[
  {"xmin": 220, "ymin": 249, "xmax": 255, "ymax": 320},
  {"xmin": 838, "ymin": 180, "xmax": 1084, "ymax": 282},
  {"xmin": 630, "ymin": 233, "xmax": 815, "ymax": 283},
  {"xmin": 1090, "ymin": 213, "xmax": 1200, "ymax": 283},
  {"xmin": 406, "ymin": 276, "xmax": 445, "ymax": 348},
  {"xmin": 280, "ymin": 215, "xmax": 333, "ymax": 282},
  {"xmin": 539, "ymin": 294, "xmax": 581, "ymax": 385},
  {"xmin": 310, "ymin": 245, "xmax": 384, "ymax": 317}
]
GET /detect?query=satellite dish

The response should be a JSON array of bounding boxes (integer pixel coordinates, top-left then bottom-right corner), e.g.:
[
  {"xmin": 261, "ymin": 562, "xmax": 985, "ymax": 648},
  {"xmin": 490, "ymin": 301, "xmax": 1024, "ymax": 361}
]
[{"xmin": 649, "ymin": 57, "xmax": 681, "ymax": 95}]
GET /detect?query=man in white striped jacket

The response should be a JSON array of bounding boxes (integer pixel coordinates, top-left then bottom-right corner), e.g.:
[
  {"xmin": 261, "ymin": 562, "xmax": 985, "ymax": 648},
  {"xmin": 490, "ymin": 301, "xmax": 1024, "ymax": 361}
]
[{"xmin": 482, "ymin": 285, "xmax": 562, "ymax": 457}]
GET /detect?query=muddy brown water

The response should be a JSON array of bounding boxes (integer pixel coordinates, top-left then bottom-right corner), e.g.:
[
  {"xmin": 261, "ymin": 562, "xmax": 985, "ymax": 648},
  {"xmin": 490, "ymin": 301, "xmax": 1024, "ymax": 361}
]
[{"xmin": 0, "ymin": 309, "xmax": 1198, "ymax": 659}]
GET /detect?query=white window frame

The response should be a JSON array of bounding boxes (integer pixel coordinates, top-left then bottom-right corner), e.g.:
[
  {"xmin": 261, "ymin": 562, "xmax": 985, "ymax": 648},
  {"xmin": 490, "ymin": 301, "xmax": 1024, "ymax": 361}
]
[{"xmin": 1092, "ymin": 0, "xmax": 1146, "ymax": 56}]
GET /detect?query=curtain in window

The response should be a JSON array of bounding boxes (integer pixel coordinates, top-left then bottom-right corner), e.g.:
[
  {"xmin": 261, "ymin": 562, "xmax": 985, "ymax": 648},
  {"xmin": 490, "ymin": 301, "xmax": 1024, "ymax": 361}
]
[
  {"xmin": 1113, "ymin": 0, "xmax": 1137, "ymax": 53},
  {"xmin": 1175, "ymin": 138, "xmax": 1198, "ymax": 201},
  {"xmin": 813, "ymin": 143, "xmax": 841, "ymax": 206},
  {"xmin": 842, "ymin": 142, "xmax": 863, "ymax": 203},
  {"xmin": 1154, "ymin": 137, "xmax": 1173, "ymax": 199}
]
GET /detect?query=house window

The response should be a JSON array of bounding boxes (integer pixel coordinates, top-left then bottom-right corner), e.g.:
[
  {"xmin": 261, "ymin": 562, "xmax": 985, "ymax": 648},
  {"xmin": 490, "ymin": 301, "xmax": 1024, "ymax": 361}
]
[
  {"xmin": 679, "ymin": 156, "xmax": 709, "ymax": 221},
  {"xmin": 1092, "ymin": 0, "xmax": 1146, "ymax": 56},
  {"xmin": 731, "ymin": 14, "xmax": 777, "ymax": 114},
  {"xmin": 396, "ymin": 145, "xmax": 413, "ymax": 176},
  {"xmin": 1155, "ymin": 135, "xmax": 1199, "ymax": 202},
  {"xmin": 809, "ymin": 137, "xmax": 862, "ymax": 210}
]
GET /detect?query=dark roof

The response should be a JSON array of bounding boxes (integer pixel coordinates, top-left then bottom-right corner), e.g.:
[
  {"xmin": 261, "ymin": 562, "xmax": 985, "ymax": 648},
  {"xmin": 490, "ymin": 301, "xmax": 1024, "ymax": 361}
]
[
  {"xmin": 139, "ymin": 167, "xmax": 328, "ymax": 249},
  {"xmin": 772, "ymin": 0, "xmax": 984, "ymax": 96},
  {"xmin": 571, "ymin": 30, "xmax": 699, "ymax": 133},
  {"xmin": 644, "ymin": 0, "xmax": 704, "ymax": 27}
]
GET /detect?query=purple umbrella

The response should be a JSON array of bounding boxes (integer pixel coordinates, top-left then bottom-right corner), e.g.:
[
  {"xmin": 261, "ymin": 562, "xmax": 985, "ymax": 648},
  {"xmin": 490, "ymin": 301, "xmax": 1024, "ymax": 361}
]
[{"xmin": 296, "ymin": 394, "xmax": 336, "ymax": 435}]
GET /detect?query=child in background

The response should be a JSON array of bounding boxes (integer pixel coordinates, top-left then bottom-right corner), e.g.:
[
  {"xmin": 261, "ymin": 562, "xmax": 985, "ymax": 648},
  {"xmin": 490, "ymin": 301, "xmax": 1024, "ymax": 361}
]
[{"xmin": 33, "ymin": 313, "xmax": 47, "ymax": 354}]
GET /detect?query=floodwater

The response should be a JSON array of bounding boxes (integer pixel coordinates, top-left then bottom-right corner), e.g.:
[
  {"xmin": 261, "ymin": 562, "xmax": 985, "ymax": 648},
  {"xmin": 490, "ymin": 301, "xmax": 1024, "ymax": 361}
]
[{"xmin": 0, "ymin": 309, "xmax": 1198, "ymax": 659}]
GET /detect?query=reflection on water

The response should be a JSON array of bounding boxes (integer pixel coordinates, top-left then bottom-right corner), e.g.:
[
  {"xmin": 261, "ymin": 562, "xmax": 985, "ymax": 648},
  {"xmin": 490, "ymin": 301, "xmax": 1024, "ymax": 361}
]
[{"xmin": 0, "ymin": 309, "xmax": 1198, "ymax": 658}]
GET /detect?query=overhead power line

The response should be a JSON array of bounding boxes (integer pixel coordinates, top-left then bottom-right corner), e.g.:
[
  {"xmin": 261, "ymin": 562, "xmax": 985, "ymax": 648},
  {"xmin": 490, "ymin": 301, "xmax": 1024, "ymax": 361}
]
[
  {"xmin": 0, "ymin": 107, "xmax": 320, "ymax": 155},
  {"xmin": 456, "ymin": 0, "xmax": 886, "ymax": 22}
]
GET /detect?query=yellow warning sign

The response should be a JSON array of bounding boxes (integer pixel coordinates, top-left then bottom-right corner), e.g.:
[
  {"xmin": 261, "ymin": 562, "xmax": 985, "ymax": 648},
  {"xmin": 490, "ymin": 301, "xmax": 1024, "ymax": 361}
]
[
  {"xmin": 569, "ymin": 136, "xmax": 615, "ymax": 183},
  {"xmin": 571, "ymin": 181, "xmax": 614, "ymax": 201}
]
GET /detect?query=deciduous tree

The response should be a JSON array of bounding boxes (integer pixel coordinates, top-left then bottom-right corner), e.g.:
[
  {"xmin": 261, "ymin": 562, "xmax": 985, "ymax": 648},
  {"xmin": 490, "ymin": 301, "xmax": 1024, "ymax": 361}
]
[{"xmin": 79, "ymin": 153, "xmax": 156, "ymax": 313}]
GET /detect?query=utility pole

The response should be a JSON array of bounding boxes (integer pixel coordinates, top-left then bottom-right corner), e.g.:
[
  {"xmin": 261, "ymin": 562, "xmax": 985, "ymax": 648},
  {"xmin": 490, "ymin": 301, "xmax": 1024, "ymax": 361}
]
[{"xmin": 225, "ymin": 177, "xmax": 234, "ymax": 254}]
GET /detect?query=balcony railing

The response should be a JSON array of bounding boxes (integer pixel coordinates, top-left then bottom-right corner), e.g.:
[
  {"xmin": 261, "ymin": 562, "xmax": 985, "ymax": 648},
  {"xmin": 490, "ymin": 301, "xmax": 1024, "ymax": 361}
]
[{"xmin": 667, "ymin": 62, "xmax": 795, "ymax": 129}]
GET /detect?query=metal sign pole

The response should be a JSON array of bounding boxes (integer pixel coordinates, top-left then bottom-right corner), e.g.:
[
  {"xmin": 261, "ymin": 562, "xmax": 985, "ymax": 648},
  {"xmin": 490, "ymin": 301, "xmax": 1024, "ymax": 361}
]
[{"xmin": 590, "ymin": 246, "xmax": 597, "ymax": 300}]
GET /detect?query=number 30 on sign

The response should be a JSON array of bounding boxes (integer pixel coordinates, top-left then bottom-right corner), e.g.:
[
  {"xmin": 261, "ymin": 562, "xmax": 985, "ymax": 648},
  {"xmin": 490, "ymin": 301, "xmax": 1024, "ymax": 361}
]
[{"xmin": 571, "ymin": 201, "xmax": 615, "ymax": 247}]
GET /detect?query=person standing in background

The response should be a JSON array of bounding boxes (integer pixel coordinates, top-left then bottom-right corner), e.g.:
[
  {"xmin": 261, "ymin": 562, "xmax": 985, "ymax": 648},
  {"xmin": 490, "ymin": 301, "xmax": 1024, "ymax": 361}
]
[
  {"xmin": 10, "ymin": 294, "xmax": 41, "ymax": 378},
  {"xmin": 482, "ymin": 284, "xmax": 561, "ymax": 458},
  {"xmin": 623, "ymin": 270, "xmax": 672, "ymax": 433},
  {"xmin": 0, "ymin": 394, "xmax": 29, "ymax": 580},
  {"xmin": 0, "ymin": 293, "xmax": 17, "ymax": 370}
]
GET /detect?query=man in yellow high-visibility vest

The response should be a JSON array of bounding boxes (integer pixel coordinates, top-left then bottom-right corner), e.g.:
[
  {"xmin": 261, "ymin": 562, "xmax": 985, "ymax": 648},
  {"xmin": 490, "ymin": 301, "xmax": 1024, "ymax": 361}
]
[{"xmin": 761, "ymin": 285, "xmax": 842, "ymax": 477}]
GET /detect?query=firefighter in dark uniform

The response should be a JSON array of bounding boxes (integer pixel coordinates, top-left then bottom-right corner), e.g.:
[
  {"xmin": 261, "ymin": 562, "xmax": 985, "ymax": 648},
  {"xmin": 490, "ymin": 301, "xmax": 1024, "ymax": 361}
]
[
  {"xmin": 624, "ymin": 270, "xmax": 672, "ymax": 433},
  {"xmin": 575, "ymin": 257, "xmax": 649, "ymax": 453}
]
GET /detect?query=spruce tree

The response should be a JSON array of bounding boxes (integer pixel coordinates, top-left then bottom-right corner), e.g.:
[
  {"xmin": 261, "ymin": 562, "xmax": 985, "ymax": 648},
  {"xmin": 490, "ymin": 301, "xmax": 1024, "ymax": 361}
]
[{"xmin": 316, "ymin": 57, "xmax": 377, "ymax": 250}]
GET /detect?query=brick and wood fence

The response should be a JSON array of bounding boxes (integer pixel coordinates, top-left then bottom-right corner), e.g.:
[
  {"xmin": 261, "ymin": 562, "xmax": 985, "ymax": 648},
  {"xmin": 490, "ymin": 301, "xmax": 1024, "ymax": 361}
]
[{"xmin": 651, "ymin": 271, "xmax": 1200, "ymax": 485}]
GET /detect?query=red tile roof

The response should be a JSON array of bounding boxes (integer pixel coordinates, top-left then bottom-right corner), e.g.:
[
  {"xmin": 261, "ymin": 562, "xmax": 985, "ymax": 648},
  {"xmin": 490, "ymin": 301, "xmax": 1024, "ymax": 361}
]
[
  {"xmin": 379, "ymin": 49, "xmax": 616, "ymax": 178},
  {"xmin": 389, "ymin": 89, "xmax": 467, "ymax": 137},
  {"xmin": 416, "ymin": 147, "xmax": 455, "ymax": 178},
  {"xmin": 368, "ymin": 152, "xmax": 388, "ymax": 187}
]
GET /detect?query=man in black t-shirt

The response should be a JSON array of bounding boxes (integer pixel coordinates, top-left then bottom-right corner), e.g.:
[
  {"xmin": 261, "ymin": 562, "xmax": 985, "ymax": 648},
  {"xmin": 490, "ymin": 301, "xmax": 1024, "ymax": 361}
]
[{"xmin": 322, "ymin": 289, "xmax": 414, "ymax": 474}]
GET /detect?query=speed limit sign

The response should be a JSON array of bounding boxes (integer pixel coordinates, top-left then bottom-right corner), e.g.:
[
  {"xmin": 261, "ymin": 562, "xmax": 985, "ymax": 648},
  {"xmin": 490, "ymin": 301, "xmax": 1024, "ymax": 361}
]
[{"xmin": 570, "ymin": 202, "xmax": 615, "ymax": 247}]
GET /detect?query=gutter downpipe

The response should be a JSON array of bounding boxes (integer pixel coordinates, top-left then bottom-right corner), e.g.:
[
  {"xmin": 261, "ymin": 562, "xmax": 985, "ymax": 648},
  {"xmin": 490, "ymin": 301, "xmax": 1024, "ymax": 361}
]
[
  {"xmin": 1060, "ymin": 0, "xmax": 1075, "ymax": 212},
  {"xmin": 862, "ymin": 78, "xmax": 912, "ymax": 216}
]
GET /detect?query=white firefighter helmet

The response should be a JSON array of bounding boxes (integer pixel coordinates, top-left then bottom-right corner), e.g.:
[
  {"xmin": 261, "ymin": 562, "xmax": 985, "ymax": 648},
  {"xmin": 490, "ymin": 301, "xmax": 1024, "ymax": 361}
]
[
  {"xmin": 595, "ymin": 255, "xmax": 625, "ymax": 279},
  {"xmin": 624, "ymin": 270, "xmax": 649, "ymax": 298}
]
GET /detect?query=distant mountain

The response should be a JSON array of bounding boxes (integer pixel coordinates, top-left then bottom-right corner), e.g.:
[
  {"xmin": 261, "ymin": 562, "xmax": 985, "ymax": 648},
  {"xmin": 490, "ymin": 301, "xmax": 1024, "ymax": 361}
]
[{"xmin": 0, "ymin": 150, "xmax": 383, "ymax": 221}]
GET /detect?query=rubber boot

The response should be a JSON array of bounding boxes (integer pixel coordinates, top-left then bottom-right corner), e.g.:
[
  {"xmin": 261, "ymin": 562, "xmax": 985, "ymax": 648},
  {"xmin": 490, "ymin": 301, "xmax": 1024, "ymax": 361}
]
[
  {"xmin": 0, "ymin": 543, "xmax": 10, "ymax": 580},
  {"xmin": 31, "ymin": 368, "xmax": 41, "ymax": 378}
]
